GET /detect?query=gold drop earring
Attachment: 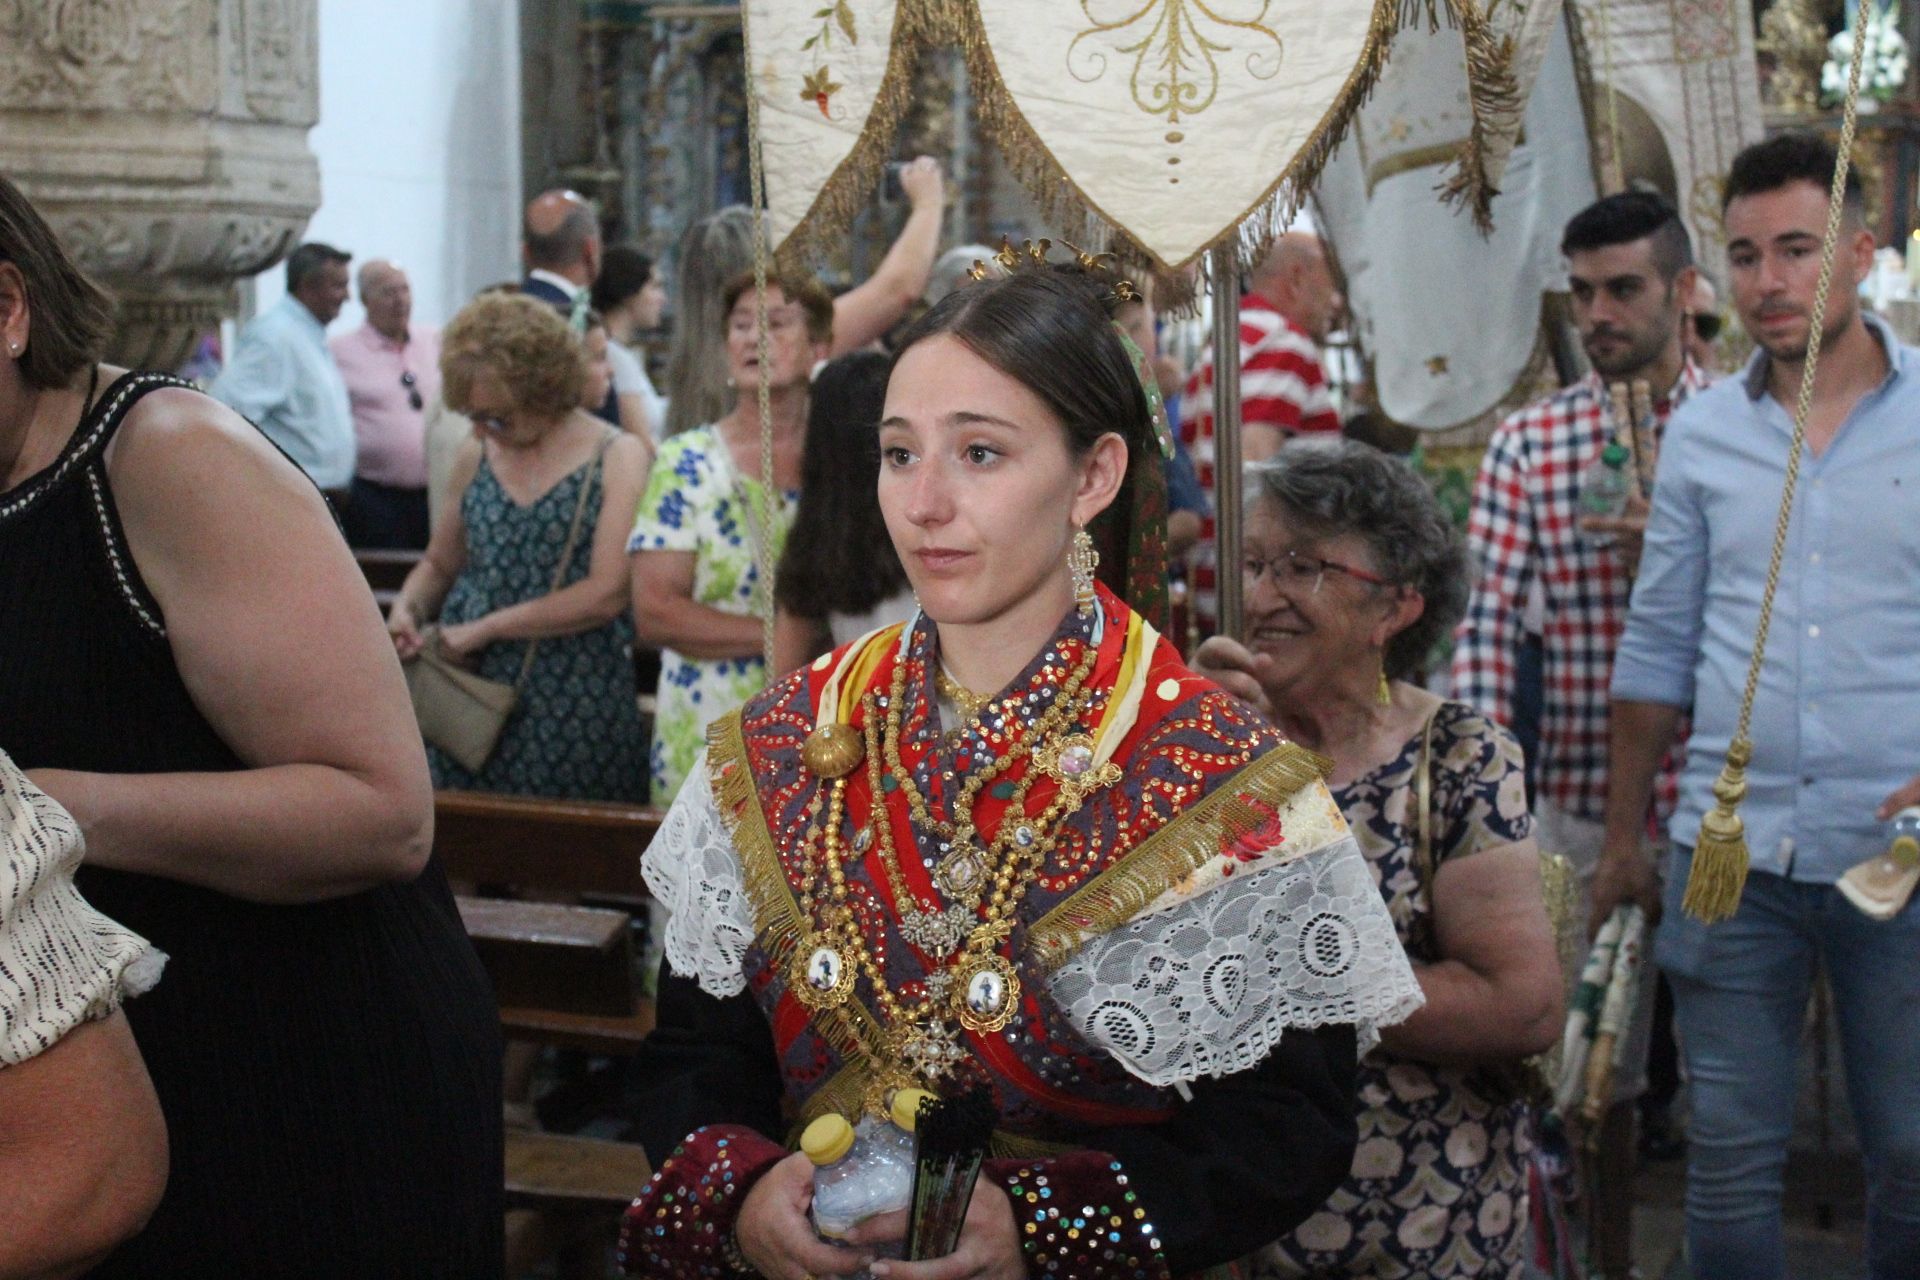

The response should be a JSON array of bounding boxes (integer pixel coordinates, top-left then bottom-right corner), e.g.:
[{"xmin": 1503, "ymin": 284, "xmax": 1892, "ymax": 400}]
[{"xmin": 1069, "ymin": 528, "xmax": 1099, "ymax": 616}]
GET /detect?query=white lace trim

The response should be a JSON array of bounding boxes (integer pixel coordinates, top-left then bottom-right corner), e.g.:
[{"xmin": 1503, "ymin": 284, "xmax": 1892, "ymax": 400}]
[
  {"xmin": 1048, "ymin": 834, "xmax": 1424, "ymax": 1089},
  {"xmin": 2, "ymin": 752, "xmax": 165, "ymax": 1067},
  {"xmin": 644, "ymin": 754, "xmax": 1425, "ymax": 1090},
  {"xmin": 641, "ymin": 755, "xmax": 756, "ymax": 998}
]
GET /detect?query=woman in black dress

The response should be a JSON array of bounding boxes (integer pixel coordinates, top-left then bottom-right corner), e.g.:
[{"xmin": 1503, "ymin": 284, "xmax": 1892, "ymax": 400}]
[{"xmin": 0, "ymin": 178, "xmax": 501, "ymax": 1275}]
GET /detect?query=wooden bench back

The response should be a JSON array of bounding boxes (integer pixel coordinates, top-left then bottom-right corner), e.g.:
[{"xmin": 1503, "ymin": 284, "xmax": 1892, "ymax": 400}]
[
  {"xmin": 355, "ymin": 548, "xmax": 422, "ymax": 591},
  {"xmin": 433, "ymin": 790, "xmax": 662, "ymax": 899}
]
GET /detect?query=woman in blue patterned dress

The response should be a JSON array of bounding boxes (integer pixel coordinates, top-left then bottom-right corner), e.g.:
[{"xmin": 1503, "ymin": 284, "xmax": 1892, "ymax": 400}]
[
  {"xmin": 388, "ymin": 292, "xmax": 650, "ymax": 802},
  {"xmin": 1195, "ymin": 439, "xmax": 1565, "ymax": 1279}
]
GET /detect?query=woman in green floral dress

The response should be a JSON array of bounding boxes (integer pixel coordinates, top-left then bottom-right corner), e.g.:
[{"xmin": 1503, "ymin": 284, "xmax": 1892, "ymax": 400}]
[{"xmin": 628, "ymin": 269, "xmax": 834, "ymax": 804}]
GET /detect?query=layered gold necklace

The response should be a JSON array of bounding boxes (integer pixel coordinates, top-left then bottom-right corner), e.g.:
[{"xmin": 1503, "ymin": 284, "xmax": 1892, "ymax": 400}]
[{"xmin": 789, "ymin": 632, "xmax": 1118, "ymax": 1093}]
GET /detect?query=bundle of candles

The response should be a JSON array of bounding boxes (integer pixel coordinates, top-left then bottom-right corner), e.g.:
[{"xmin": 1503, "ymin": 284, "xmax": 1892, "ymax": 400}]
[
  {"xmin": 1606, "ymin": 378, "xmax": 1657, "ymax": 496},
  {"xmin": 1553, "ymin": 903, "xmax": 1647, "ymax": 1131},
  {"xmin": 903, "ymin": 1086, "xmax": 996, "ymax": 1260}
]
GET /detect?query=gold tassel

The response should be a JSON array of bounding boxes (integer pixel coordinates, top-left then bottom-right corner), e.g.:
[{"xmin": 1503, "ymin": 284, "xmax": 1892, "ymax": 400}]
[
  {"xmin": 1377, "ymin": 670, "xmax": 1393, "ymax": 707},
  {"xmin": 1682, "ymin": 738, "xmax": 1753, "ymax": 924}
]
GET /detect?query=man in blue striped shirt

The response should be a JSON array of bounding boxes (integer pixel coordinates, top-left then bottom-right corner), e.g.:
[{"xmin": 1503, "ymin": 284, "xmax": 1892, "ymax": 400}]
[{"xmin": 1597, "ymin": 133, "xmax": 1920, "ymax": 1280}]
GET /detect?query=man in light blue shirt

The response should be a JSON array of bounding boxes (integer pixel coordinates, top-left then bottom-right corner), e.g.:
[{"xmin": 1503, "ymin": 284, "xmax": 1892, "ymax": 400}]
[
  {"xmin": 1597, "ymin": 134, "xmax": 1920, "ymax": 1280},
  {"xmin": 212, "ymin": 243, "xmax": 355, "ymax": 493}
]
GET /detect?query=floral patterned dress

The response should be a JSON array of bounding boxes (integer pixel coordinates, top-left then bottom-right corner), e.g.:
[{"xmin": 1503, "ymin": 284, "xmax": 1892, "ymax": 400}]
[
  {"xmin": 1254, "ymin": 700, "xmax": 1536, "ymax": 1280},
  {"xmin": 430, "ymin": 452, "xmax": 646, "ymax": 802},
  {"xmin": 626, "ymin": 424, "xmax": 797, "ymax": 804}
]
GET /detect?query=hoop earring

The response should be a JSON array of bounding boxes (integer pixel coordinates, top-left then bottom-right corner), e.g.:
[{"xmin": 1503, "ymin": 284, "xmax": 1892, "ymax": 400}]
[{"xmin": 1069, "ymin": 528, "xmax": 1099, "ymax": 616}]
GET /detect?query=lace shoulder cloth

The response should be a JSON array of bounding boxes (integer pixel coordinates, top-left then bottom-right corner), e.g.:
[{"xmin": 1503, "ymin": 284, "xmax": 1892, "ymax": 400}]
[
  {"xmin": 641, "ymin": 752, "xmax": 757, "ymax": 997},
  {"xmin": 1045, "ymin": 778, "xmax": 1423, "ymax": 1089},
  {"xmin": 1, "ymin": 753, "xmax": 164, "ymax": 1066}
]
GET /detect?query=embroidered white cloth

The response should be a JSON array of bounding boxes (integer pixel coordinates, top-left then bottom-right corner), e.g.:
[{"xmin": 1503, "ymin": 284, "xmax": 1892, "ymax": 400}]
[
  {"xmin": 645, "ymin": 753, "xmax": 1421, "ymax": 1089},
  {"xmin": 743, "ymin": 0, "xmax": 1386, "ymax": 269},
  {"xmin": 743, "ymin": 0, "xmax": 900, "ymax": 250},
  {"xmin": 1317, "ymin": 9, "xmax": 1596, "ymax": 429},
  {"xmin": 1568, "ymin": 0, "xmax": 1765, "ymax": 279},
  {"xmin": 1, "ymin": 750, "xmax": 163, "ymax": 1067},
  {"xmin": 970, "ymin": 0, "xmax": 1381, "ymax": 268}
]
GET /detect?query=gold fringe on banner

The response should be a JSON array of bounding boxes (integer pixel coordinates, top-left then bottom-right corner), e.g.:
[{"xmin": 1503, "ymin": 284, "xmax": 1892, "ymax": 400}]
[
  {"xmin": 1434, "ymin": 0, "xmax": 1524, "ymax": 231},
  {"xmin": 754, "ymin": 0, "xmax": 1530, "ymax": 298},
  {"xmin": 918, "ymin": 0, "xmax": 1404, "ymax": 312},
  {"xmin": 750, "ymin": 2, "xmax": 928, "ymax": 267}
]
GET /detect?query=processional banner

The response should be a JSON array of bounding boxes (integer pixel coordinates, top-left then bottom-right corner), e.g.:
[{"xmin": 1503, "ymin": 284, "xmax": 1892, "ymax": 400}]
[
  {"xmin": 1568, "ymin": 0, "xmax": 1765, "ymax": 279},
  {"xmin": 1318, "ymin": 3, "xmax": 1596, "ymax": 430},
  {"xmin": 742, "ymin": 0, "xmax": 1532, "ymax": 281}
]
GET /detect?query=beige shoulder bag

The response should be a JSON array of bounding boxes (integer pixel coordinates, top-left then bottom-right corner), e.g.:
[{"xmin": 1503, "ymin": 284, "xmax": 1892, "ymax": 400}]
[{"xmin": 406, "ymin": 434, "xmax": 609, "ymax": 773}]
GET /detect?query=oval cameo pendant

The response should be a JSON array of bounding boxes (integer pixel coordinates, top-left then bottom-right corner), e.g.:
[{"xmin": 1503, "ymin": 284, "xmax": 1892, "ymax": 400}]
[
  {"xmin": 790, "ymin": 932, "xmax": 855, "ymax": 1010},
  {"xmin": 952, "ymin": 952, "xmax": 1021, "ymax": 1034}
]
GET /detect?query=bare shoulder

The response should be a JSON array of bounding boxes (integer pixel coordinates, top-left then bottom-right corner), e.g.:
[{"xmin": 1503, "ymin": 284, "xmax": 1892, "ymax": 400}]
[
  {"xmin": 104, "ymin": 383, "xmax": 333, "ymax": 571},
  {"xmin": 108, "ymin": 383, "xmax": 306, "ymax": 494},
  {"xmin": 603, "ymin": 428, "xmax": 649, "ymax": 475}
]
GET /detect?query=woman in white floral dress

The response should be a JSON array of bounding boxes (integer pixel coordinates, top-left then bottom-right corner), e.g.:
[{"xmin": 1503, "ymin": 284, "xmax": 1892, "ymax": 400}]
[
  {"xmin": 1195, "ymin": 440, "xmax": 1565, "ymax": 1279},
  {"xmin": 628, "ymin": 269, "xmax": 833, "ymax": 804}
]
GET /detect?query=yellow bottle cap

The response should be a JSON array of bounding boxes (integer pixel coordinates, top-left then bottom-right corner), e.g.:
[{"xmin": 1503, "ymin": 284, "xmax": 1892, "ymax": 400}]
[
  {"xmin": 889, "ymin": 1088, "xmax": 935, "ymax": 1133},
  {"xmin": 800, "ymin": 1113, "xmax": 855, "ymax": 1166},
  {"xmin": 1892, "ymin": 835, "xmax": 1919, "ymax": 868}
]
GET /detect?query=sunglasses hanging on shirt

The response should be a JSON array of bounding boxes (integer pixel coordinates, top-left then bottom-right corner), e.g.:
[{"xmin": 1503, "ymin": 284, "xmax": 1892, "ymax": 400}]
[{"xmin": 400, "ymin": 370, "xmax": 423, "ymax": 411}]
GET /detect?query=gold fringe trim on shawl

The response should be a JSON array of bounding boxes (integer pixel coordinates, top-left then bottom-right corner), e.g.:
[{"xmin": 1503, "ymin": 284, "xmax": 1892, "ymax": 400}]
[
  {"xmin": 706, "ymin": 712, "xmax": 883, "ymax": 1068},
  {"xmin": 745, "ymin": 1, "xmax": 928, "ymax": 267},
  {"xmin": 1025, "ymin": 741, "xmax": 1332, "ymax": 976}
]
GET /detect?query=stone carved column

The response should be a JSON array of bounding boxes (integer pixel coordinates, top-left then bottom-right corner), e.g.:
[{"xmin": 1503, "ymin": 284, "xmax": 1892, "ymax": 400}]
[{"xmin": 0, "ymin": 0, "xmax": 321, "ymax": 371}]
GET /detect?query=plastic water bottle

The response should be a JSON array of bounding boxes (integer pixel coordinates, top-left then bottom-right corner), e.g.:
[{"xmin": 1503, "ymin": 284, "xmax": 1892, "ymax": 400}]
[
  {"xmin": 804, "ymin": 1089, "xmax": 930, "ymax": 1265},
  {"xmin": 1580, "ymin": 441, "xmax": 1634, "ymax": 547},
  {"xmin": 1889, "ymin": 808, "xmax": 1920, "ymax": 868}
]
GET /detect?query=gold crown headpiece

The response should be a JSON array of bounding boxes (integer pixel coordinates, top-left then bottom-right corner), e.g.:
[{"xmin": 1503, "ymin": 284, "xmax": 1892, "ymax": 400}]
[{"xmin": 967, "ymin": 236, "xmax": 1140, "ymax": 304}]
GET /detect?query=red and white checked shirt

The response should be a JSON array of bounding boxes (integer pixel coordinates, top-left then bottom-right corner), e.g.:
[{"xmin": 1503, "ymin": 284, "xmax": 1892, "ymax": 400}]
[
  {"xmin": 1450, "ymin": 363, "xmax": 1707, "ymax": 826},
  {"xmin": 1179, "ymin": 293, "xmax": 1342, "ymax": 632}
]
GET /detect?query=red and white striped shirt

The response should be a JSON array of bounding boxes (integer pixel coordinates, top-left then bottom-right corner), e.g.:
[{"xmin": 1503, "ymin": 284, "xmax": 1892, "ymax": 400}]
[
  {"xmin": 1450, "ymin": 364, "xmax": 1708, "ymax": 826},
  {"xmin": 1179, "ymin": 293, "xmax": 1341, "ymax": 633}
]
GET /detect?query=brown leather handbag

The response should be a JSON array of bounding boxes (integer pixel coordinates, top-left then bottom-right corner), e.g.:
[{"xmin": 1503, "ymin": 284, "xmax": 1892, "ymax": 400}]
[{"xmin": 405, "ymin": 438, "xmax": 605, "ymax": 772}]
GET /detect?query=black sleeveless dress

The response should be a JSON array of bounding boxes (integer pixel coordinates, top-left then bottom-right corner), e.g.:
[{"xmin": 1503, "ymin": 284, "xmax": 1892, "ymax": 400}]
[{"xmin": 0, "ymin": 373, "xmax": 503, "ymax": 1277}]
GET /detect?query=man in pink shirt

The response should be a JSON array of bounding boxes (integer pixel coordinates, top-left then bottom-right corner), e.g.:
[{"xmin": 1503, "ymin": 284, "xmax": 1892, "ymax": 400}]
[{"xmin": 330, "ymin": 259, "xmax": 439, "ymax": 548}]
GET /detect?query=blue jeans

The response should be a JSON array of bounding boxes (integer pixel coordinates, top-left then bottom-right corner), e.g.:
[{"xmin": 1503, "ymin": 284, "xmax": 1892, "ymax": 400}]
[{"xmin": 1656, "ymin": 847, "xmax": 1920, "ymax": 1279}]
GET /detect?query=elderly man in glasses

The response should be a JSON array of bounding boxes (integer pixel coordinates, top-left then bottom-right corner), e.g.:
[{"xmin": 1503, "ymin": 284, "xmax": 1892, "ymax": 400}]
[{"xmin": 330, "ymin": 258, "xmax": 440, "ymax": 549}]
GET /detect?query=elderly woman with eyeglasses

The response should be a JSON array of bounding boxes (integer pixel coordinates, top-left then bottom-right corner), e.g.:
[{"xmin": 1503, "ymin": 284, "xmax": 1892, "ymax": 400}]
[
  {"xmin": 387, "ymin": 292, "xmax": 650, "ymax": 801},
  {"xmin": 1193, "ymin": 438, "xmax": 1564, "ymax": 1280}
]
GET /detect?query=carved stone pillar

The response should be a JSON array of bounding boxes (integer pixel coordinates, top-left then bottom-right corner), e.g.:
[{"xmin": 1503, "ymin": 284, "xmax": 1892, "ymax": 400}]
[{"xmin": 0, "ymin": 0, "xmax": 321, "ymax": 371}]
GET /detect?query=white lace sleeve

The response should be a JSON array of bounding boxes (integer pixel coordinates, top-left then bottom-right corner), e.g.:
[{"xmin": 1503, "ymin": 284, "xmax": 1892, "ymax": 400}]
[
  {"xmin": 640, "ymin": 754, "xmax": 757, "ymax": 998},
  {"xmin": 2, "ymin": 754, "xmax": 164, "ymax": 1067},
  {"xmin": 1046, "ymin": 830, "xmax": 1423, "ymax": 1089}
]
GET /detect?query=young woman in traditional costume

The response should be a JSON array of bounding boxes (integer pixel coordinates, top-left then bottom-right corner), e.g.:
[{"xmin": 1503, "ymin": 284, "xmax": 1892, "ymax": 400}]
[{"xmin": 623, "ymin": 258, "xmax": 1421, "ymax": 1280}]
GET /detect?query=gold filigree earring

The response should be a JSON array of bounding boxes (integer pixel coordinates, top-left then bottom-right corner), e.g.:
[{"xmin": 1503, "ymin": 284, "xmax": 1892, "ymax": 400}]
[{"xmin": 1069, "ymin": 528, "xmax": 1099, "ymax": 616}]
